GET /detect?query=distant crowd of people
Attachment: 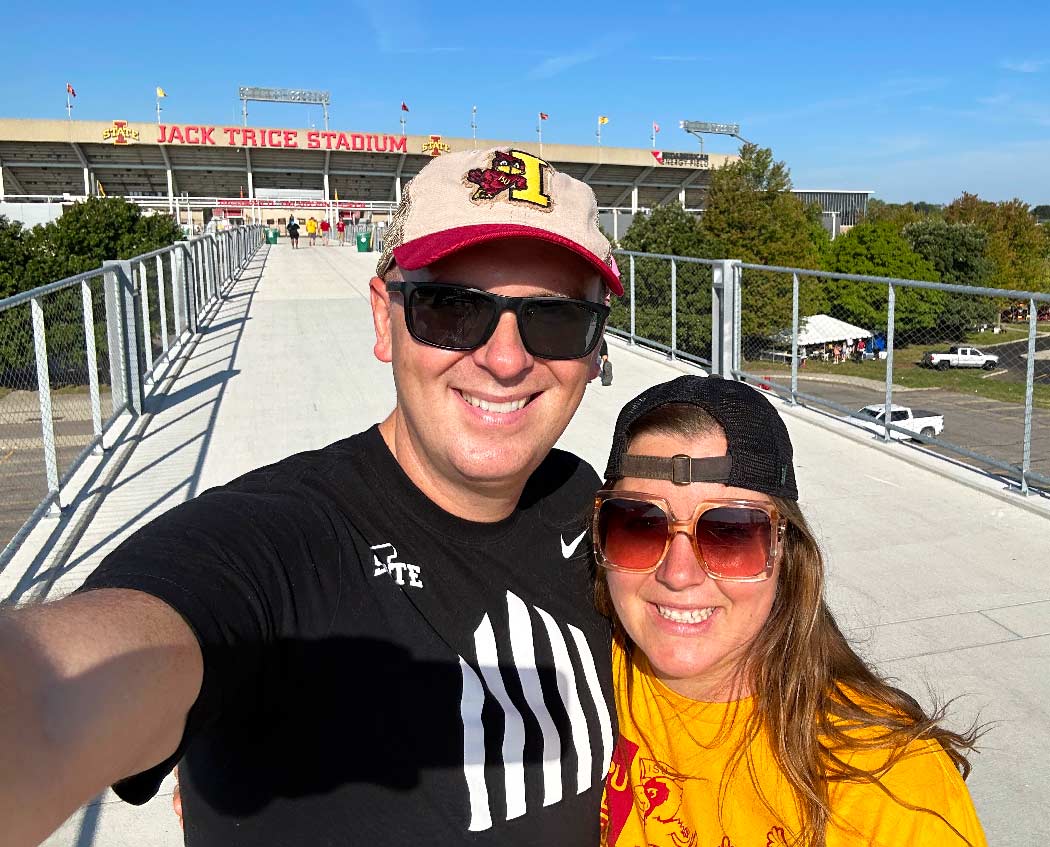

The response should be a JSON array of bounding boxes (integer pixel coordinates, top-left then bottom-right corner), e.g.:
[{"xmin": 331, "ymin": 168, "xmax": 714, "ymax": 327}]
[{"xmin": 284, "ymin": 215, "xmax": 348, "ymax": 249}]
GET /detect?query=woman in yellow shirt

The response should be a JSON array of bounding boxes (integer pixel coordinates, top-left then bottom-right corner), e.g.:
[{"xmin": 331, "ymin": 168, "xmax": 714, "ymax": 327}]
[{"xmin": 593, "ymin": 375, "xmax": 985, "ymax": 846}]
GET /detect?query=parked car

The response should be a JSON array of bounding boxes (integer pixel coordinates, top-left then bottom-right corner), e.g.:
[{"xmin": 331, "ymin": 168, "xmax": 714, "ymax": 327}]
[
  {"xmin": 845, "ymin": 404, "xmax": 944, "ymax": 440},
  {"xmin": 921, "ymin": 346, "xmax": 999, "ymax": 371}
]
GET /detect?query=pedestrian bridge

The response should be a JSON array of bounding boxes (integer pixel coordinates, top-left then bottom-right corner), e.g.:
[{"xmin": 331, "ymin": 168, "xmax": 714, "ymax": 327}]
[{"xmin": 3, "ymin": 244, "xmax": 1047, "ymax": 846}]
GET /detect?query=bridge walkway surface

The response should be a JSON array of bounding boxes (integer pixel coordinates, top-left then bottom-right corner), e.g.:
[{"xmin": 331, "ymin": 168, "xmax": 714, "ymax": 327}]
[{"xmin": 3, "ymin": 244, "xmax": 1048, "ymax": 845}]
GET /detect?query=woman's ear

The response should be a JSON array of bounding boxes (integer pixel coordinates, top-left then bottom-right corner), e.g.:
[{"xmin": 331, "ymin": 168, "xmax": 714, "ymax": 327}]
[{"xmin": 370, "ymin": 276, "xmax": 393, "ymax": 363}]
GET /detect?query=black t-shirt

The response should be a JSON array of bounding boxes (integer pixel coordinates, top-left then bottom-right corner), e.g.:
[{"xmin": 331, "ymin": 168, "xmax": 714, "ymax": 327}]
[{"xmin": 78, "ymin": 425, "xmax": 613, "ymax": 846}]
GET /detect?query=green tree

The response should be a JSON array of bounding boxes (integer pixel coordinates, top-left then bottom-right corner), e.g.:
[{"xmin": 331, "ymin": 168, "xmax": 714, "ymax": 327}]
[
  {"xmin": 944, "ymin": 193, "xmax": 1049, "ymax": 294},
  {"xmin": 617, "ymin": 203, "xmax": 708, "ymax": 357},
  {"xmin": 1032, "ymin": 204, "xmax": 1050, "ymax": 222},
  {"xmin": 902, "ymin": 220, "xmax": 996, "ymax": 337},
  {"xmin": 699, "ymin": 144, "xmax": 827, "ymax": 338},
  {"xmin": 825, "ymin": 221, "xmax": 943, "ymax": 341},
  {"xmin": 1, "ymin": 198, "xmax": 182, "ymax": 387}
]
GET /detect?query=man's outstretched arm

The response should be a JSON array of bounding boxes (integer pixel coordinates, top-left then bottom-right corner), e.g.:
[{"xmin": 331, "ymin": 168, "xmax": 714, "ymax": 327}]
[{"xmin": 0, "ymin": 588, "xmax": 202, "ymax": 847}]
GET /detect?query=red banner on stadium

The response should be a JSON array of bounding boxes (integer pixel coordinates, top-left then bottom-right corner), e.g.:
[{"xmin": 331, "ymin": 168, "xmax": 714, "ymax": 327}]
[{"xmin": 215, "ymin": 199, "xmax": 367, "ymax": 209}]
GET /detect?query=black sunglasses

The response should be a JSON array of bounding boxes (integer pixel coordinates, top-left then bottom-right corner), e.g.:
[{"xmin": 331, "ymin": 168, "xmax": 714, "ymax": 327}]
[{"xmin": 386, "ymin": 280, "xmax": 610, "ymax": 360}]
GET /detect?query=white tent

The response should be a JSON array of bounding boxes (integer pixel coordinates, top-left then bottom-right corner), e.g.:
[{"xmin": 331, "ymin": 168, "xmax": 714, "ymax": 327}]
[{"xmin": 781, "ymin": 314, "xmax": 873, "ymax": 346}]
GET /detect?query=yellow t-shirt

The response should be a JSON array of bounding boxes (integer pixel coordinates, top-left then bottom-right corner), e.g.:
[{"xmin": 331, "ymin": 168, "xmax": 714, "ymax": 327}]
[
  {"xmin": 305, "ymin": 219, "xmax": 318, "ymax": 234},
  {"xmin": 602, "ymin": 641, "xmax": 987, "ymax": 846}
]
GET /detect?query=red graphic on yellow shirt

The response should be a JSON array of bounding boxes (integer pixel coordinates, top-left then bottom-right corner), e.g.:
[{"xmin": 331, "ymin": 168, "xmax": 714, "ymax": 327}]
[
  {"xmin": 602, "ymin": 735, "xmax": 640, "ymax": 846},
  {"xmin": 765, "ymin": 826, "xmax": 789, "ymax": 846},
  {"xmin": 635, "ymin": 758, "xmax": 697, "ymax": 847}
]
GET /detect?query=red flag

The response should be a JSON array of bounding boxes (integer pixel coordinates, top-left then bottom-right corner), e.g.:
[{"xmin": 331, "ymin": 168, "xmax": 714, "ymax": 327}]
[
  {"xmin": 539, "ymin": 112, "xmax": 549, "ymax": 120},
  {"xmin": 401, "ymin": 101, "xmax": 409, "ymax": 112},
  {"xmin": 650, "ymin": 150, "xmax": 664, "ymax": 164},
  {"xmin": 66, "ymin": 82, "xmax": 76, "ymax": 97},
  {"xmin": 653, "ymin": 121, "xmax": 660, "ymax": 133}
]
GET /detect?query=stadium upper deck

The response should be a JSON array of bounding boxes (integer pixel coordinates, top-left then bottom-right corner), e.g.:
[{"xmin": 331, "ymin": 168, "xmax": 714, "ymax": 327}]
[
  {"xmin": 0, "ymin": 117, "xmax": 869, "ymax": 229},
  {"xmin": 0, "ymin": 117, "xmax": 733, "ymax": 209}
]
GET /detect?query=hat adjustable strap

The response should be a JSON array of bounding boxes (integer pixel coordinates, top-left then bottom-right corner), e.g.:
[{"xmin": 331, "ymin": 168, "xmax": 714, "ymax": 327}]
[{"xmin": 619, "ymin": 454, "xmax": 733, "ymax": 486}]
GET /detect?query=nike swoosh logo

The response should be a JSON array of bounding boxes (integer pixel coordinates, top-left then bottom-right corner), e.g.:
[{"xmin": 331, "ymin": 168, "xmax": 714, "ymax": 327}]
[{"xmin": 561, "ymin": 530, "xmax": 588, "ymax": 559}]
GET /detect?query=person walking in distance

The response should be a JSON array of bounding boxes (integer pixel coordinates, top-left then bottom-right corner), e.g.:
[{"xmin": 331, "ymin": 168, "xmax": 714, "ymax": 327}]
[
  {"xmin": 286, "ymin": 217, "xmax": 300, "ymax": 249},
  {"xmin": 306, "ymin": 215, "xmax": 318, "ymax": 246},
  {"xmin": 0, "ymin": 147, "xmax": 622, "ymax": 847},
  {"xmin": 320, "ymin": 217, "xmax": 331, "ymax": 246}
]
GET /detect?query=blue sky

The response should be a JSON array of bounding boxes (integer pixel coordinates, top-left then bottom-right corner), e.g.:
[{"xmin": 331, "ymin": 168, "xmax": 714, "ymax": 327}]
[{"xmin": 3, "ymin": 0, "xmax": 1048, "ymax": 204}]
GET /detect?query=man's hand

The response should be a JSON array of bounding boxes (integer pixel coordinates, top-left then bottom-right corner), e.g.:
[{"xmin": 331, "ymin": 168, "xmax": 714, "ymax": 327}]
[{"xmin": 0, "ymin": 589, "xmax": 202, "ymax": 847}]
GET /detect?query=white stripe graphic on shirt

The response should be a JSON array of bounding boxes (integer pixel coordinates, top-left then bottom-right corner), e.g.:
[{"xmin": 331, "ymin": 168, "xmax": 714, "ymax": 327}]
[
  {"xmin": 507, "ymin": 591, "xmax": 563, "ymax": 808},
  {"xmin": 535, "ymin": 606, "xmax": 591, "ymax": 794},
  {"xmin": 459, "ymin": 590, "xmax": 608, "ymax": 832},
  {"xmin": 473, "ymin": 612, "xmax": 528, "ymax": 822},
  {"xmin": 459, "ymin": 656, "xmax": 492, "ymax": 833},
  {"xmin": 568, "ymin": 624, "xmax": 613, "ymax": 777}
]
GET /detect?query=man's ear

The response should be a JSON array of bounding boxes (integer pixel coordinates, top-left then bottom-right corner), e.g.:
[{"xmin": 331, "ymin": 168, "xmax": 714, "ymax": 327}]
[{"xmin": 370, "ymin": 276, "xmax": 393, "ymax": 363}]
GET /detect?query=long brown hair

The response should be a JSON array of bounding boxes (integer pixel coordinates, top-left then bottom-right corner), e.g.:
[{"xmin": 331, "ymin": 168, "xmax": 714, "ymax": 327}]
[{"xmin": 594, "ymin": 403, "xmax": 981, "ymax": 846}]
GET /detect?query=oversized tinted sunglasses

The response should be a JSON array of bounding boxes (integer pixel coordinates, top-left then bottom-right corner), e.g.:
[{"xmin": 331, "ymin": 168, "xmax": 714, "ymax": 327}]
[
  {"xmin": 593, "ymin": 491, "xmax": 786, "ymax": 581},
  {"xmin": 386, "ymin": 280, "xmax": 610, "ymax": 360}
]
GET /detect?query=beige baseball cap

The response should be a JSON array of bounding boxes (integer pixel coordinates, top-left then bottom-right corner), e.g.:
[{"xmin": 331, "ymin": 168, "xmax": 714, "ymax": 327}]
[{"xmin": 376, "ymin": 148, "xmax": 623, "ymax": 295}]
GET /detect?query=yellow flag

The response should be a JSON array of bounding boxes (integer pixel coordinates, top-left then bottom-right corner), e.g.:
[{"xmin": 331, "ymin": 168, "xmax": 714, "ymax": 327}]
[
  {"xmin": 96, "ymin": 180, "xmax": 106, "ymax": 197},
  {"xmin": 598, "ymin": 115, "xmax": 609, "ymax": 125},
  {"xmin": 156, "ymin": 86, "xmax": 167, "ymax": 98},
  {"xmin": 334, "ymin": 188, "xmax": 339, "ymax": 202}
]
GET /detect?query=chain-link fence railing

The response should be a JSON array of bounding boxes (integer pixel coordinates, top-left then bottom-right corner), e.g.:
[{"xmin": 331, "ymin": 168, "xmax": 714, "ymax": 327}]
[
  {"xmin": 608, "ymin": 250, "xmax": 1049, "ymax": 497},
  {"xmin": 0, "ymin": 225, "xmax": 266, "ymax": 562}
]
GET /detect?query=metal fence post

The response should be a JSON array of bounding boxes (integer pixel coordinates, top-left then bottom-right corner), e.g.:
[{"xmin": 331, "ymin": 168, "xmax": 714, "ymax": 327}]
[
  {"xmin": 732, "ymin": 264, "xmax": 742, "ymax": 375},
  {"xmin": 629, "ymin": 255, "xmax": 636, "ymax": 344},
  {"xmin": 30, "ymin": 298, "xmax": 61, "ymax": 512},
  {"xmin": 138, "ymin": 261, "xmax": 154, "ymax": 379},
  {"xmin": 790, "ymin": 272, "xmax": 799, "ymax": 405},
  {"xmin": 710, "ymin": 260, "xmax": 736, "ymax": 378},
  {"xmin": 1020, "ymin": 299, "xmax": 1037, "ymax": 495},
  {"xmin": 80, "ymin": 279, "xmax": 103, "ymax": 445},
  {"xmin": 670, "ymin": 258, "xmax": 678, "ymax": 360},
  {"xmin": 103, "ymin": 259, "xmax": 143, "ymax": 416},
  {"xmin": 102, "ymin": 260, "xmax": 129, "ymax": 415},
  {"xmin": 155, "ymin": 253, "xmax": 169, "ymax": 353},
  {"xmin": 883, "ymin": 283, "xmax": 896, "ymax": 443},
  {"xmin": 172, "ymin": 243, "xmax": 189, "ymax": 336}
]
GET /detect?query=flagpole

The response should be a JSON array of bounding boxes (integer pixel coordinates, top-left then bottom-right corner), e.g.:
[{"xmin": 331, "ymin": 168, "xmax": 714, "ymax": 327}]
[
  {"xmin": 471, "ymin": 105, "xmax": 477, "ymax": 149},
  {"xmin": 537, "ymin": 113, "xmax": 543, "ymax": 156},
  {"xmin": 156, "ymin": 96, "xmax": 162, "ymax": 124},
  {"xmin": 596, "ymin": 116, "xmax": 601, "ymax": 148},
  {"xmin": 66, "ymin": 92, "xmax": 72, "ymax": 121},
  {"xmin": 651, "ymin": 124, "xmax": 655, "ymax": 149}
]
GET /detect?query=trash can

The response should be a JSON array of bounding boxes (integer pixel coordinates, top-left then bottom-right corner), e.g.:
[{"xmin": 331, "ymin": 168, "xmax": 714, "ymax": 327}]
[
  {"xmin": 356, "ymin": 230, "xmax": 372, "ymax": 252},
  {"xmin": 266, "ymin": 228, "xmax": 279, "ymax": 245}
]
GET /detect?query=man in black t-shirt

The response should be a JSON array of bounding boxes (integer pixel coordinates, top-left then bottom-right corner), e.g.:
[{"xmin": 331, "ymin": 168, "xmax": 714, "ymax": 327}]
[{"xmin": 1, "ymin": 148, "xmax": 623, "ymax": 847}]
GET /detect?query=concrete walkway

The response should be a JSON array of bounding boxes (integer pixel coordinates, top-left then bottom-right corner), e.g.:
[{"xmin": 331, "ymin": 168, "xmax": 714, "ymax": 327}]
[{"xmin": 5, "ymin": 243, "xmax": 1048, "ymax": 845}]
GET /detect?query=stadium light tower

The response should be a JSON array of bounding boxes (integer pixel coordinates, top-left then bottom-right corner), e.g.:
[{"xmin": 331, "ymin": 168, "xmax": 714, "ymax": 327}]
[
  {"xmin": 679, "ymin": 120, "xmax": 751, "ymax": 154},
  {"xmin": 239, "ymin": 87, "xmax": 331, "ymax": 129}
]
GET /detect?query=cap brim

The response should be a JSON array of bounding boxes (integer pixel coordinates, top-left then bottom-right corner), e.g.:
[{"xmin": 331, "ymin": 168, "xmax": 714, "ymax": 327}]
[{"xmin": 392, "ymin": 224, "xmax": 624, "ymax": 296}]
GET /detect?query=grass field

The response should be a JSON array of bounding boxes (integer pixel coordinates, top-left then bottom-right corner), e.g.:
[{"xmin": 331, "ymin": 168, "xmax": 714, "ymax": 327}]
[{"xmin": 746, "ymin": 357, "xmax": 1050, "ymax": 409}]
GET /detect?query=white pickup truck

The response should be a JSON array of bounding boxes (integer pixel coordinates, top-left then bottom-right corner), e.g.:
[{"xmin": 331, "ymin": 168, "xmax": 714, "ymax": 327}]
[
  {"xmin": 846, "ymin": 404, "xmax": 944, "ymax": 440},
  {"xmin": 922, "ymin": 346, "xmax": 999, "ymax": 371}
]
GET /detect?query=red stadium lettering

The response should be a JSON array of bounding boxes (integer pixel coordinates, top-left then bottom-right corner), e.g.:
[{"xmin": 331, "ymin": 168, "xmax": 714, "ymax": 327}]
[
  {"xmin": 335, "ymin": 133, "xmax": 351, "ymax": 151},
  {"xmin": 373, "ymin": 135, "xmax": 387, "ymax": 152},
  {"xmin": 185, "ymin": 126, "xmax": 200, "ymax": 144},
  {"xmin": 389, "ymin": 135, "xmax": 406, "ymax": 153},
  {"xmin": 352, "ymin": 133, "xmax": 365, "ymax": 151},
  {"xmin": 321, "ymin": 131, "xmax": 337, "ymax": 149},
  {"xmin": 201, "ymin": 126, "xmax": 216, "ymax": 145},
  {"xmin": 223, "ymin": 127, "xmax": 240, "ymax": 145},
  {"xmin": 307, "ymin": 131, "xmax": 320, "ymax": 149},
  {"xmin": 242, "ymin": 128, "xmax": 258, "ymax": 147},
  {"xmin": 283, "ymin": 130, "xmax": 298, "ymax": 148},
  {"xmin": 168, "ymin": 125, "xmax": 185, "ymax": 144},
  {"xmin": 156, "ymin": 124, "xmax": 168, "ymax": 143}
]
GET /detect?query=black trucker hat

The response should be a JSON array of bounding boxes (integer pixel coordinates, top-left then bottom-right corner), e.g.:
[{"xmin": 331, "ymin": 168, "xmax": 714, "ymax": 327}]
[{"xmin": 604, "ymin": 375, "xmax": 798, "ymax": 501}]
